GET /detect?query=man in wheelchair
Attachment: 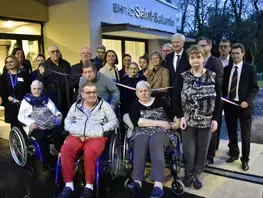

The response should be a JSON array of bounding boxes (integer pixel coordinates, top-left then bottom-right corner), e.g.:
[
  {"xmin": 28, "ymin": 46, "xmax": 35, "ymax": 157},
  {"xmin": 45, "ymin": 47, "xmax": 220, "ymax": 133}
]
[
  {"xmin": 17, "ymin": 80, "xmax": 64, "ymax": 167},
  {"xmin": 58, "ymin": 82, "xmax": 118, "ymax": 198}
]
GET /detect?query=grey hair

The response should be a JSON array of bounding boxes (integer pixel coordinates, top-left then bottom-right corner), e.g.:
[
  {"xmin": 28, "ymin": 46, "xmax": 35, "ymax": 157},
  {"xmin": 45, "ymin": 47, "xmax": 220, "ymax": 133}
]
[
  {"xmin": 162, "ymin": 43, "xmax": 173, "ymax": 50},
  {"xmin": 149, "ymin": 50, "xmax": 163, "ymax": 61},
  {"xmin": 172, "ymin": 33, "xmax": 185, "ymax": 43},
  {"xmin": 136, "ymin": 80, "xmax": 151, "ymax": 91},
  {"xmin": 48, "ymin": 45, "xmax": 59, "ymax": 52},
  {"xmin": 80, "ymin": 46, "xmax": 91, "ymax": 52},
  {"xmin": 31, "ymin": 80, "xmax": 44, "ymax": 91}
]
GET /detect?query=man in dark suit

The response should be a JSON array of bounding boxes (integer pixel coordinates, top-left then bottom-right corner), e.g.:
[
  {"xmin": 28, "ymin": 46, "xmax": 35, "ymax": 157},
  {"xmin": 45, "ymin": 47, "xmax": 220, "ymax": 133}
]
[
  {"xmin": 222, "ymin": 43, "xmax": 259, "ymax": 171},
  {"xmin": 198, "ymin": 37, "xmax": 224, "ymax": 165},
  {"xmin": 161, "ymin": 43, "xmax": 173, "ymax": 67},
  {"xmin": 165, "ymin": 33, "xmax": 190, "ymax": 88},
  {"xmin": 219, "ymin": 39, "xmax": 233, "ymax": 67}
]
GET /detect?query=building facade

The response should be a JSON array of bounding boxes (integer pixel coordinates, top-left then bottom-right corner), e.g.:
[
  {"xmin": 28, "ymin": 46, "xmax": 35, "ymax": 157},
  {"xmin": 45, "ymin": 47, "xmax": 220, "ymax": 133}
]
[{"xmin": 0, "ymin": 0, "xmax": 181, "ymax": 69}]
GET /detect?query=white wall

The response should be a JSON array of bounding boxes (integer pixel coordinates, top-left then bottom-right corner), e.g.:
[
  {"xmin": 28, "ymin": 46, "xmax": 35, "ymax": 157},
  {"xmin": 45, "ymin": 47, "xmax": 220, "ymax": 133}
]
[
  {"xmin": 88, "ymin": 0, "xmax": 178, "ymax": 55},
  {"xmin": 44, "ymin": 0, "xmax": 90, "ymax": 65}
]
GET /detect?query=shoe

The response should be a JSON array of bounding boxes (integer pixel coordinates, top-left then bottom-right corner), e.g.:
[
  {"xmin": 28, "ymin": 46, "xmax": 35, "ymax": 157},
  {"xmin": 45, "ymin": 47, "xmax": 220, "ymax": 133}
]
[
  {"xmin": 80, "ymin": 187, "xmax": 93, "ymax": 198},
  {"xmin": 126, "ymin": 181, "xmax": 142, "ymax": 196},
  {"xmin": 226, "ymin": 156, "xmax": 239, "ymax": 163},
  {"xmin": 150, "ymin": 187, "xmax": 165, "ymax": 198},
  {"xmin": 193, "ymin": 178, "xmax": 203, "ymax": 190},
  {"xmin": 182, "ymin": 174, "xmax": 193, "ymax": 187},
  {"xmin": 205, "ymin": 159, "xmax": 214, "ymax": 166},
  {"xmin": 242, "ymin": 161, "xmax": 249, "ymax": 171},
  {"xmin": 57, "ymin": 187, "xmax": 73, "ymax": 198}
]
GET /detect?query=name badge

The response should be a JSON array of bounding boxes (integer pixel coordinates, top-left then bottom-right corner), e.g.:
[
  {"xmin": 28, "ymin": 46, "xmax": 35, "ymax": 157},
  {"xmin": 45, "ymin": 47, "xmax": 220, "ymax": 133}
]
[{"xmin": 17, "ymin": 77, "xmax": 24, "ymax": 82}]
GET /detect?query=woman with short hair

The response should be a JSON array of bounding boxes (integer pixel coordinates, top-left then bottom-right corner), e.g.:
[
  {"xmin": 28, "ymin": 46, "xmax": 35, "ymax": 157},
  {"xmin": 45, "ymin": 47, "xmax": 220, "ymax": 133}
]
[
  {"xmin": 147, "ymin": 51, "xmax": 170, "ymax": 99},
  {"xmin": 126, "ymin": 80, "xmax": 179, "ymax": 198},
  {"xmin": 174, "ymin": 44, "xmax": 221, "ymax": 189},
  {"xmin": 18, "ymin": 80, "xmax": 64, "ymax": 163}
]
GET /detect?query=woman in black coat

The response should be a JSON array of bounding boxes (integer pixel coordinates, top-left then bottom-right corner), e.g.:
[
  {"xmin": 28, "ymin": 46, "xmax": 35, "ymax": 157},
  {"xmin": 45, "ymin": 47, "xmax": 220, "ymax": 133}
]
[{"xmin": 1, "ymin": 55, "xmax": 31, "ymax": 128}]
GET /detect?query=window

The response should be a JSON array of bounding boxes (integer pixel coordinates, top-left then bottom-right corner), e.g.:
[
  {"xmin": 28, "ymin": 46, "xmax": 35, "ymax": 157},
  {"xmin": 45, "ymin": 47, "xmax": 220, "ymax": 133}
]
[{"xmin": 102, "ymin": 36, "xmax": 147, "ymax": 70}]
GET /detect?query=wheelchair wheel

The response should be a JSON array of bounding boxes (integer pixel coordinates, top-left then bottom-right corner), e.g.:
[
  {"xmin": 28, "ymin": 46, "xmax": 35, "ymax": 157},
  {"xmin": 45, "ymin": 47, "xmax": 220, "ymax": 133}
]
[
  {"xmin": 171, "ymin": 180, "xmax": 184, "ymax": 195},
  {"xmin": 9, "ymin": 127, "xmax": 28, "ymax": 167},
  {"xmin": 109, "ymin": 131, "xmax": 121, "ymax": 179}
]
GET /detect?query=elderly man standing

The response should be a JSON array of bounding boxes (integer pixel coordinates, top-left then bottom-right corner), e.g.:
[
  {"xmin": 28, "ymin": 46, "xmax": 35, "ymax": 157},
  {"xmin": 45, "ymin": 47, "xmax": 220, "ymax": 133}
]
[
  {"xmin": 38, "ymin": 45, "xmax": 72, "ymax": 118},
  {"xmin": 161, "ymin": 43, "xmax": 173, "ymax": 67},
  {"xmin": 93, "ymin": 45, "xmax": 106, "ymax": 71},
  {"xmin": 58, "ymin": 82, "xmax": 118, "ymax": 198},
  {"xmin": 165, "ymin": 33, "xmax": 190, "ymax": 87},
  {"xmin": 71, "ymin": 46, "xmax": 92, "ymax": 102}
]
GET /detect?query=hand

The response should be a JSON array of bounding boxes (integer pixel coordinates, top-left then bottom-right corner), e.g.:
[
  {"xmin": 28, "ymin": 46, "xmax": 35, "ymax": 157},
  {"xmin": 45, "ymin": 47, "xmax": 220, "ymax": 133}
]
[
  {"xmin": 210, "ymin": 120, "xmax": 218, "ymax": 132},
  {"xmin": 159, "ymin": 121, "xmax": 171, "ymax": 130},
  {"xmin": 180, "ymin": 117, "xmax": 187, "ymax": 130},
  {"xmin": 39, "ymin": 66, "xmax": 45, "ymax": 75},
  {"xmin": 171, "ymin": 122, "xmax": 180, "ymax": 130},
  {"xmin": 29, "ymin": 123, "xmax": 37, "ymax": 131},
  {"xmin": 13, "ymin": 99, "xmax": 20, "ymax": 104},
  {"xmin": 240, "ymin": 101, "xmax": 249, "ymax": 108},
  {"xmin": 0, "ymin": 96, "xmax": 2, "ymax": 105}
]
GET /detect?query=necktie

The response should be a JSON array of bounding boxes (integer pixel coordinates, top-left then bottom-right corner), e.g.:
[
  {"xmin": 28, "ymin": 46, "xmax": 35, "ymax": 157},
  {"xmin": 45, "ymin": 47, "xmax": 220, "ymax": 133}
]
[
  {"xmin": 176, "ymin": 55, "xmax": 181, "ymax": 68},
  {"xmin": 229, "ymin": 66, "xmax": 238, "ymax": 100}
]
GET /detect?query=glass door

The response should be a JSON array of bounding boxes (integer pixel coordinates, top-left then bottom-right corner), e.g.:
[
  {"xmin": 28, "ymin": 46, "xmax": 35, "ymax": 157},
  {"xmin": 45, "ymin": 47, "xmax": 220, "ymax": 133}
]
[
  {"xmin": 0, "ymin": 39, "xmax": 18, "ymax": 74},
  {"xmin": 22, "ymin": 40, "xmax": 40, "ymax": 70}
]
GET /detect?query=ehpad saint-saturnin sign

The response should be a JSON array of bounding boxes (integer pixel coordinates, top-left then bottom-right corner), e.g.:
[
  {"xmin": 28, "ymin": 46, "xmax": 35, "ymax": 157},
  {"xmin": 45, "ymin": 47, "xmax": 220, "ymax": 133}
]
[{"xmin": 113, "ymin": 3, "xmax": 175, "ymax": 27}]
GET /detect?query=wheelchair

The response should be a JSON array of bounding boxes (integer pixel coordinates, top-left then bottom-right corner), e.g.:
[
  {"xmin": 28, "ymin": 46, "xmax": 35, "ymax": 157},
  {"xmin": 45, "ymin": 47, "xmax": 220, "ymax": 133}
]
[
  {"xmin": 122, "ymin": 114, "xmax": 185, "ymax": 196},
  {"xmin": 9, "ymin": 124, "xmax": 60, "ymax": 176},
  {"xmin": 54, "ymin": 127, "xmax": 122, "ymax": 198}
]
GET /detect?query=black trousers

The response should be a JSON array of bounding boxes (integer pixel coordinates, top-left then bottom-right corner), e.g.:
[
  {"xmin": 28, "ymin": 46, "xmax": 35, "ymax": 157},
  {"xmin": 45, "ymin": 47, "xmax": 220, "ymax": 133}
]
[
  {"xmin": 224, "ymin": 102, "xmax": 252, "ymax": 162},
  {"xmin": 29, "ymin": 125, "xmax": 65, "ymax": 162},
  {"xmin": 207, "ymin": 104, "xmax": 223, "ymax": 160}
]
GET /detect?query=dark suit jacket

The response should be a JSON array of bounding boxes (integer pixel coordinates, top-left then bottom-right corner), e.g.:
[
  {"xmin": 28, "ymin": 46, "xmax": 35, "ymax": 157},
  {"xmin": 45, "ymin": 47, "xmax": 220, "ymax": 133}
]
[
  {"xmin": 205, "ymin": 56, "xmax": 224, "ymax": 86},
  {"xmin": 222, "ymin": 63, "xmax": 259, "ymax": 107},
  {"xmin": 165, "ymin": 50, "xmax": 190, "ymax": 86}
]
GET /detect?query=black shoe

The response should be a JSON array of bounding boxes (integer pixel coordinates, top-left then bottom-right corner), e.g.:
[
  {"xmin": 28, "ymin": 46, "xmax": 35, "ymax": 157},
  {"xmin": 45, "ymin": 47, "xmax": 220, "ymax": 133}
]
[
  {"xmin": 192, "ymin": 178, "xmax": 203, "ymax": 190},
  {"xmin": 182, "ymin": 174, "xmax": 193, "ymax": 187},
  {"xmin": 242, "ymin": 161, "xmax": 249, "ymax": 171},
  {"xmin": 205, "ymin": 159, "xmax": 214, "ymax": 166},
  {"xmin": 150, "ymin": 187, "xmax": 165, "ymax": 198},
  {"xmin": 57, "ymin": 187, "xmax": 73, "ymax": 198},
  {"xmin": 80, "ymin": 187, "xmax": 93, "ymax": 198},
  {"xmin": 226, "ymin": 156, "xmax": 239, "ymax": 163}
]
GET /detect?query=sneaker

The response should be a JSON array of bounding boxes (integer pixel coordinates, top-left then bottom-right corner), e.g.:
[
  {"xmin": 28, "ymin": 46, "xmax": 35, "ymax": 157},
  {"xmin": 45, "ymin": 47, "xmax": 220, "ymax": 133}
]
[
  {"xmin": 193, "ymin": 178, "xmax": 203, "ymax": 190},
  {"xmin": 57, "ymin": 187, "xmax": 73, "ymax": 198},
  {"xmin": 150, "ymin": 187, "xmax": 165, "ymax": 198},
  {"xmin": 80, "ymin": 187, "xmax": 93, "ymax": 198},
  {"xmin": 182, "ymin": 174, "xmax": 193, "ymax": 187},
  {"xmin": 126, "ymin": 181, "xmax": 141, "ymax": 196}
]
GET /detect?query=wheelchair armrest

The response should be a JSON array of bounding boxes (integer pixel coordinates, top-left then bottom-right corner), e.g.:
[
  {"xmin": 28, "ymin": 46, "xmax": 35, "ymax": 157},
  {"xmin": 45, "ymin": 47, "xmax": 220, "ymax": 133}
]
[
  {"xmin": 123, "ymin": 113, "xmax": 134, "ymax": 130},
  {"xmin": 62, "ymin": 130, "xmax": 69, "ymax": 136}
]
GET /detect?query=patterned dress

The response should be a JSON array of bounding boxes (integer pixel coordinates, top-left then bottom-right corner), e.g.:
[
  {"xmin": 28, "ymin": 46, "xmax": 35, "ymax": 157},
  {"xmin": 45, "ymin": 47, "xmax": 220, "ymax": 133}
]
[{"xmin": 129, "ymin": 97, "xmax": 177, "ymax": 146}]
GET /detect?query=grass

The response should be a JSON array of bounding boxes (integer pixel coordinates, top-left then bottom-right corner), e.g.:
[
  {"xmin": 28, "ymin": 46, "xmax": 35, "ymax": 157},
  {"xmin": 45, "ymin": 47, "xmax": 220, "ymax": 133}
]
[{"xmin": 258, "ymin": 80, "xmax": 263, "ymax": 88}]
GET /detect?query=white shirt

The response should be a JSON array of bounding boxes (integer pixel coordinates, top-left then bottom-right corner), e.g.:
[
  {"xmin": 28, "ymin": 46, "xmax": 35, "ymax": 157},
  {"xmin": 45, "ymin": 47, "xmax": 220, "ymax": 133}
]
[
  {"xmin": 220, "ymin": 55, "xmax": 230, "ymax": 67},
  {"xmin": 228, "ymin": 61, "xmax": 243, "ymax": 101},
  {"xmin": 173, "ymin": 49, "xmax": 184, "ymax": 72}
]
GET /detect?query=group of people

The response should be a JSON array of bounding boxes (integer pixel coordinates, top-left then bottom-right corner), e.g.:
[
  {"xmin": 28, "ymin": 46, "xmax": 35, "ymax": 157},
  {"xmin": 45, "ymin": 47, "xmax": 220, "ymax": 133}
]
[{"xmin": 0, "ymin": 32, "xmax": 259, "ymax": 198}]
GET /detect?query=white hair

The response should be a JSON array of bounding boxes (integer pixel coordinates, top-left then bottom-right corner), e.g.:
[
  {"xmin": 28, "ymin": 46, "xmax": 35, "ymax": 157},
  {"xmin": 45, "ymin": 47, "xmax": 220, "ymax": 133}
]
[
  {"xmin": 136, "ymin": 80, "xmax": 151, "ymax": 91},
  {"xmin": 80, "ymin": 46, "xmax": 91, "ymax": 52},
  {"xmin": 162, "ymin": 43, "xmax": 173, "ymax": 50},
  {"xmin": 31, "ymin": 80, "xmax": 44, "ymax": 90},
  {"xmin": 172, "ymin": 33, "xmax": 185, "ymax": 43},
  {"xmin": 48, "ymin": 45, "xmax": 59, "ymax": 52}
]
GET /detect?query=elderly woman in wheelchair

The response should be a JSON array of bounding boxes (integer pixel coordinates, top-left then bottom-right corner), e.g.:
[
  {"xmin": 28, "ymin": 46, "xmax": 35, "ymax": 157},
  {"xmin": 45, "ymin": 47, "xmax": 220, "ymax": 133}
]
[
  {"xmin": 9, "ymin": 80, "xmax": 64, "ymax": 171},
  {"xmin": 57, "ymin": 82, "xmax": 118, "ymax": 198},
  {"xmin": 123, "ymin": 81, "xmax": 181, "ymax": 198}
]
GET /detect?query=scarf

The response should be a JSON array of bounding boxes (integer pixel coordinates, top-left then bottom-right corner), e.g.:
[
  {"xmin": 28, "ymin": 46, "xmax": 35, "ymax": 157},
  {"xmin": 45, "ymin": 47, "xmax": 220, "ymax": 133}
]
[{"xmin": 24, "ymin": 93, "xmax": 48, "ymax": 107}]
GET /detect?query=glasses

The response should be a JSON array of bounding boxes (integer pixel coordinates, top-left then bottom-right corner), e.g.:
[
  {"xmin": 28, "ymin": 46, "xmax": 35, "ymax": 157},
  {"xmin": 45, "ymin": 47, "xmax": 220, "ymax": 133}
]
[
  {"xmin": 50, "ymin": 50, "xmax": 60, "ymax": 54},
  {"xmin": 5, "ymin": 60, "xmax": 14, "ymax": 64},
  {"xmin": 97, "ymin": 51, "xmax": 105, "ymax": 54},
  {"xmin": 199, "ymin": 44, "xmax": 208, "ymax": 47},
  {"xmin": 82, "ymin": 91, "xmax": 97, "ymax": 95},
  {"xmin": 81, "ymin": 52, "xmax": 92, "ymax": 56}
]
